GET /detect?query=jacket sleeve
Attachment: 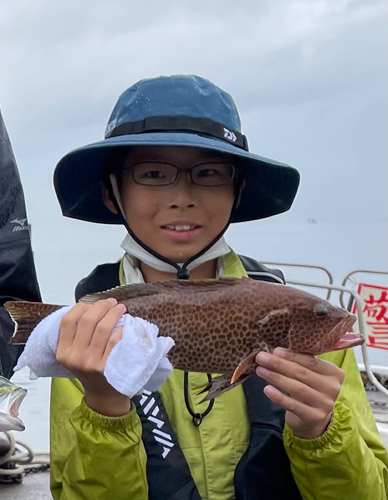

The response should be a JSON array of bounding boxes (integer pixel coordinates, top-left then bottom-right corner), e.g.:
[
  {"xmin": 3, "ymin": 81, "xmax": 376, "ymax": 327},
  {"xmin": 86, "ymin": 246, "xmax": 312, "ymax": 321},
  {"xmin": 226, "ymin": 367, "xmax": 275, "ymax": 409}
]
[
  {"xmin": 50, "ymin": 377, "xmax": 149, "ymax": 500},
  {"xmin": 284, "ymin": 348, "xmax": 388, "ymax": 500},
  {"xmin": 0, "ymin": 108, "xmax": 41, "ymax": 378}
]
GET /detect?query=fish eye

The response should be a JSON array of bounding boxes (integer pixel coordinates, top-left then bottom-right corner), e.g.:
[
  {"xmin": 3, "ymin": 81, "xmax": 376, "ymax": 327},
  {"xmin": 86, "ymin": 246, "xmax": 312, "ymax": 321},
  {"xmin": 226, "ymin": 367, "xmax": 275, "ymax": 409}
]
[{"xmin": 313, "ymin": 304, "xmax": 328, "ymax": 318}]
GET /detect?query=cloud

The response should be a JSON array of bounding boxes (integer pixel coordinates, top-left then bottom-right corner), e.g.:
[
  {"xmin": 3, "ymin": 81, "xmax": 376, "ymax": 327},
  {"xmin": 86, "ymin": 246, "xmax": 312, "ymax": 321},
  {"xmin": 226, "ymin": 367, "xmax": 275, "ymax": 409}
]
[
  {"xmin": 1, "ymin": 0, "xmax": 386, "ymax": 303},
  {"xmin": 0, "ymin": 0, "xmax": 386, "ymax": 226}
]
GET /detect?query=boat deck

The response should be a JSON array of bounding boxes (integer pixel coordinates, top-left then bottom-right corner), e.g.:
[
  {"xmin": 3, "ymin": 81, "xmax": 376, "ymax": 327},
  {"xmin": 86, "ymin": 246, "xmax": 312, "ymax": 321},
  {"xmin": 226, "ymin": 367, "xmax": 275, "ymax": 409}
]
[{"xmin": 0, "ymin": 471, "xmax": 50, "ymax": 500}]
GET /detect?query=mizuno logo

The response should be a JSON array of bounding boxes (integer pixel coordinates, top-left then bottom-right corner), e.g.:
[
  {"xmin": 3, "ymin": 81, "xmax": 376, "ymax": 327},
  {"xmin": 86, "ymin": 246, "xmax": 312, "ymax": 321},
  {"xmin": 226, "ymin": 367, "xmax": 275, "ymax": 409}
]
[
  {"xmin": 223, "ymin": 128, "xmax": 237, "ymax": 142},
  {"xmin": 11, "ymin": 218, "xmax": 27, "ymax": 226},
  {"xmin": 10, "ymin": 218, "xmax": 29, "ymax": 232}
]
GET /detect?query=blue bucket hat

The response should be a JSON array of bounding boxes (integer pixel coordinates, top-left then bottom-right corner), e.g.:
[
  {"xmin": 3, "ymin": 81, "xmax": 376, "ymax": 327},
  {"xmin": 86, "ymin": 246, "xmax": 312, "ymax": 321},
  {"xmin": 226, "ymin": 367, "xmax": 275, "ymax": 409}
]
[{"xmin": 54, "ymin": 75, "xmax": 300, "ymax": 224}]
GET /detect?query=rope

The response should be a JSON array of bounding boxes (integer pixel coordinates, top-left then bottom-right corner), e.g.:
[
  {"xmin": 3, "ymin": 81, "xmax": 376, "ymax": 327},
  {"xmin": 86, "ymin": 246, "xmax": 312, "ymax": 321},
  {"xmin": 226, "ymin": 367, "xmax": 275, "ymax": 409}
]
[{"xmin": 0, "ymin": 432, "xmax": 49, "ymax": 479}]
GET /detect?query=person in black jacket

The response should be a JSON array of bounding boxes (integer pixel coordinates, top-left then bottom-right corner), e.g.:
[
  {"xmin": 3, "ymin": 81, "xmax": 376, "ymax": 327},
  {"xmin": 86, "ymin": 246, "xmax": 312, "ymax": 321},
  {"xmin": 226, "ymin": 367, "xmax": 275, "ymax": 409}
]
[
  {"xmin": 0, "ymin": 107, "xmax": 41, "ymax": 472},
  {"xmin": 0, "ymin": 109, "xmax": 41, "ymax": 378}
]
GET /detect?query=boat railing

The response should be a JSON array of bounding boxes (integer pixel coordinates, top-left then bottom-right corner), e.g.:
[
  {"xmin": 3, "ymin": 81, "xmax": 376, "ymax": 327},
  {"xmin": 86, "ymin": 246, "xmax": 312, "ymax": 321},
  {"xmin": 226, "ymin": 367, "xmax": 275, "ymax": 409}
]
[
  {"xmin": 260, "ymin": 261, "xmax": 334, "ymax": 300},
  {"xmin": 340, "ymin": 269, "xmax": 388, "ymax": 310}
]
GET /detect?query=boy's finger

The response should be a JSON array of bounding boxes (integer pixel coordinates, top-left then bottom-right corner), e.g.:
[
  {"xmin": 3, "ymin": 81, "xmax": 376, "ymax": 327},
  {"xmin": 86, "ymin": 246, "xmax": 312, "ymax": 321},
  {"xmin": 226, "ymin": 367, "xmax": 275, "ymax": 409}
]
[
  {"xmin": 90, "ymin": 304, "xmax": 126, "ymax": 354},
  {"xmin": 255, "ymin": 351, "xmax": 343, "ymax": 396},
  {"xmin": 72, "ymin": 299, "xmax": 118, "ymax": 350},
  {"xmin": 263, "ymin": 384, "xmax": 330, "ymax": 427},
  {"xmin": 58, "ymin": 303, "xmax": 92, "ymax": 348},
  {"xmin": 102, "ymin": 326, "xmax": 124, "ymax": 364},
  {"xmin": 255, "ymin": 366, "xmax": 335, "ymax": 413},
  {"xmin": 269, "ymin": 348, "xmax": 343, "ymax": 378}
]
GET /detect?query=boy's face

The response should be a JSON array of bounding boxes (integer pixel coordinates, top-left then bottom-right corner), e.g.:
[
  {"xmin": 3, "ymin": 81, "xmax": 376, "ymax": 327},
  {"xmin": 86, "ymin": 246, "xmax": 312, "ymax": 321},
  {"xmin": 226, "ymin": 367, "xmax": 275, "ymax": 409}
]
[{"xmin": 115, "ymin": 146, "xmax": 235, "ymax": 263}]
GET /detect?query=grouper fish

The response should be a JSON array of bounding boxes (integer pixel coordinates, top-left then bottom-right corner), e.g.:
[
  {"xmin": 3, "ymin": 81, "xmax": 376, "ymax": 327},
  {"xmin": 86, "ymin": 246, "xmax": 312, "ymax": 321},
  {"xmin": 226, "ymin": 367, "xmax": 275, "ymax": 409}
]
[{"xmin": 4, "ymin": 278, "xmax": 362, "ymax": 400}]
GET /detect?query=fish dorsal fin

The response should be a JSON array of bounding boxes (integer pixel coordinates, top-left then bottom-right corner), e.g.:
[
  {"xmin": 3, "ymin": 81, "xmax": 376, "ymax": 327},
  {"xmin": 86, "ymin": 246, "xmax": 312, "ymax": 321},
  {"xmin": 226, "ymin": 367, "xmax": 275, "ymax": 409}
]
[{"xmin": 79, "ymin": 278, "xmax": 246, "ymax": 305}]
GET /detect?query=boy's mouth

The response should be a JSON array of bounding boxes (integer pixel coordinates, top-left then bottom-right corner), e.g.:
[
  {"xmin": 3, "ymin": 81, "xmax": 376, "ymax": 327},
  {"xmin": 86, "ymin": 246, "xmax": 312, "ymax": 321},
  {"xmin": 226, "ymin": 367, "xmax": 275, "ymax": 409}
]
[
  {"xmin": 161, "ymin": 222, "xmax": 202, "ymax": 241},
  {"xmin": 163, "ymin": 224, "xmax": 198, "ymax": 231}
]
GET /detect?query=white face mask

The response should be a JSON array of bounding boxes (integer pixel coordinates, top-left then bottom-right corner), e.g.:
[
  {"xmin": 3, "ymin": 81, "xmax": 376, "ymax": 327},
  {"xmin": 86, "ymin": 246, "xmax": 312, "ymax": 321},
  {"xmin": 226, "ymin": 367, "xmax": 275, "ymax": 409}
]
[{"xmin": 120, "ymin": 232, "xmax": 230, "ymax": 274}]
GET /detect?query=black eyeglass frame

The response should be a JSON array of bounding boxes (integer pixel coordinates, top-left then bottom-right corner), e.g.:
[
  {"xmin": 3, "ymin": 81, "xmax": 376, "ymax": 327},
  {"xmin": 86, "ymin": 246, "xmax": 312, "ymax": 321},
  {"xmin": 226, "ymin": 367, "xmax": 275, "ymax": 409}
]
[{"xmin": 120, "ymin": 161, "xmax": 237, "ymax": 187}]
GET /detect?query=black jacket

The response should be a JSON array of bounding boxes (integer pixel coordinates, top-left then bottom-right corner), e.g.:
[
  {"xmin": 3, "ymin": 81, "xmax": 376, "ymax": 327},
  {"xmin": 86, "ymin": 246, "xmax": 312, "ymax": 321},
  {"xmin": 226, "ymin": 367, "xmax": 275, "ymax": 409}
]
[{"xmin": 0, "ymin": 109, "xmax": 41, "ymax": 378}]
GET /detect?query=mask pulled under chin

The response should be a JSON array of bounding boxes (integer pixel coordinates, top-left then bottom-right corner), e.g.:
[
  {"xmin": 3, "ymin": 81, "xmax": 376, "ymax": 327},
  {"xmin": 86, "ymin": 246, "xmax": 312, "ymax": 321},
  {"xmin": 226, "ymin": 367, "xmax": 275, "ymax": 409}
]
[{"xmin": 120, "ymin": 233, "xmax": 230, "ymax": 282}]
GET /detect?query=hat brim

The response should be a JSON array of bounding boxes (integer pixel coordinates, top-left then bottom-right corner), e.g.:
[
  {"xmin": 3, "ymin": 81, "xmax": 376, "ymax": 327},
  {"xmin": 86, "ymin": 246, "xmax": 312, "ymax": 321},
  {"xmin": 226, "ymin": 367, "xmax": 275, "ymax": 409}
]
[{"xmin": 54, "ymin": 132, "xmax": 300, "ymax": 224}]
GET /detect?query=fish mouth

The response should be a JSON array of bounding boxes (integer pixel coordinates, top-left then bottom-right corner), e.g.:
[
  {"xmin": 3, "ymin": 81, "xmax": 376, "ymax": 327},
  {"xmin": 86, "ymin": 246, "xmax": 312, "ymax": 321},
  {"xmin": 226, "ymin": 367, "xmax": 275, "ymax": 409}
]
[
  {"xmin": 331, "ymin": 332, "xmax": 364, "ymax": 351},
  {"xmin": 0, "ymin": 388, "xmax": 26, "ymax": 432},
  {"xmin": 9, "ymin": 388, "xmax": 27, "ymax": 419},
  {"xmin": 331, "ymin": 315, "xmax": 363, "ymax": 351}
]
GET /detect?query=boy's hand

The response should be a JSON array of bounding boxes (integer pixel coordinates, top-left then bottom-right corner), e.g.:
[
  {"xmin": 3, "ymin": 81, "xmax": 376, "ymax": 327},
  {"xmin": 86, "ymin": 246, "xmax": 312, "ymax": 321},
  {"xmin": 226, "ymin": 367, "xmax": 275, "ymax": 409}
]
[
  {"xmin": 56, "ymin": 298, "xmax": 131, "ymax": 417},
  {"xmin": 255, "ymin": 348, "xmax": 345, "ymax": 439}
]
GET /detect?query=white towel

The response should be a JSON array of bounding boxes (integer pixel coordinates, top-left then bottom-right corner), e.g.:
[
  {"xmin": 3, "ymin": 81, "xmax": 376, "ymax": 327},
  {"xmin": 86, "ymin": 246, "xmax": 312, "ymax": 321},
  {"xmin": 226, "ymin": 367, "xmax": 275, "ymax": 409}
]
[{"xmin": 14, "ymin": 307, "xmax": 175, "ymax": 397}]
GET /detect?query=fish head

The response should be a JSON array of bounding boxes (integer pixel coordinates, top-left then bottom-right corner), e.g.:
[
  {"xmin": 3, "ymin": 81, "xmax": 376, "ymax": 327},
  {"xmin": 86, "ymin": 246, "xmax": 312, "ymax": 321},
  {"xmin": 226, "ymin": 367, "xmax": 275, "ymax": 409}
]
[
  {"xmin": 255, "ymin": 289, "xmax": 361, "ymax": 355},
  {"xmin": 287, "ymin": 298, "xmax": 360, "ymax": 354},
  {"xmin": 0, "ymin": 376, "xmax": 27, "ymax": 432}
]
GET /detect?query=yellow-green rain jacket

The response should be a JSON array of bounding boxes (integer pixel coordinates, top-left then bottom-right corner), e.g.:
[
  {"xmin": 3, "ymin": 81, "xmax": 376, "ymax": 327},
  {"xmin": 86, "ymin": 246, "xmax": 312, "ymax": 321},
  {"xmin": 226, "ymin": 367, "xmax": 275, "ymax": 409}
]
[{"xmin": 50, "ymin": 251, "xmax": 388, "ymax": 500}]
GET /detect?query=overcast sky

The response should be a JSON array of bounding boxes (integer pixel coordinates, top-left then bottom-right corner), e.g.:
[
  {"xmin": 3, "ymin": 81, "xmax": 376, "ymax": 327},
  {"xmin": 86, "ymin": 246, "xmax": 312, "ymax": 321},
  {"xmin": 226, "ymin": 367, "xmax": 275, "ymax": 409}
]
[{"xmin": 0, "ymin": 0, "xmax": 387, "ymax": 301}]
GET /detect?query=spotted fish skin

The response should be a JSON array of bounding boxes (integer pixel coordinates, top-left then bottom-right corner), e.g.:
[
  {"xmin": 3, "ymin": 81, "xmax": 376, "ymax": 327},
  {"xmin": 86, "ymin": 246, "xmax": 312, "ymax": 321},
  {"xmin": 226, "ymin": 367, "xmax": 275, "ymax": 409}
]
[
  {"xmin": 5, "ymin": 278, "xmax": 360, "ymax": 398},
  {"xmin": 79, "ymin": 278, "xmax": 358, "ymax": 375}
]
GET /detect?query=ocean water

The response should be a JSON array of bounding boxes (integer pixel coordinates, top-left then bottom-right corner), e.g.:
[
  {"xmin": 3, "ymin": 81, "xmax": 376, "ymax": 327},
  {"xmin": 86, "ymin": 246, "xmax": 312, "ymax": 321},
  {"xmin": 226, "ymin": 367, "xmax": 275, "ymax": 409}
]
[{"xmin": 8, "ymin": 220, "xmax": 388, "ymax": 452}]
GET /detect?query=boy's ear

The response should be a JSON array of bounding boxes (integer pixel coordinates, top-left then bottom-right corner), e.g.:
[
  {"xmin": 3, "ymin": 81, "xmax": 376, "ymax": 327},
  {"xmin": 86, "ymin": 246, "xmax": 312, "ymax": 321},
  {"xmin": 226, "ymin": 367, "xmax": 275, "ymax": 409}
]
[{"xmin": 102, "ymin": 185, "xmax": 118, "ymax": 214}]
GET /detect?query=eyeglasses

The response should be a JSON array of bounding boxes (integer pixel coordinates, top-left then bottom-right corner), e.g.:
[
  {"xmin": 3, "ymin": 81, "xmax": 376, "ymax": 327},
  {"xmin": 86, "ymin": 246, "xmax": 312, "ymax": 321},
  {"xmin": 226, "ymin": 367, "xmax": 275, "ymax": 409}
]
[{"xmin": 122, "ymin": 161, "xmax": 236, "ymax": 187}]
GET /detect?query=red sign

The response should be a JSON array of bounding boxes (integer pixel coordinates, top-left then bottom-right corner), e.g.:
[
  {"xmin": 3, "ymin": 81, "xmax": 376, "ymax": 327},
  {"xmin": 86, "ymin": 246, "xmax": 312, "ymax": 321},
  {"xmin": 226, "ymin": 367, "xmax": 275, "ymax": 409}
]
[{"xmin": 352, "ymin": 283, "xmax": 388, "ymax": 350}]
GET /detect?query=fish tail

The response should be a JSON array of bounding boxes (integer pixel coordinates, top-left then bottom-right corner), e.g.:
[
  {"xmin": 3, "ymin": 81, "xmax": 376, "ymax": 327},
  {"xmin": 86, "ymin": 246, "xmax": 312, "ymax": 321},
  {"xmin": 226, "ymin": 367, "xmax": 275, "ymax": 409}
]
[{"xmin": 4, "ymin": 301, "xmax": 62, "ymax": 345}]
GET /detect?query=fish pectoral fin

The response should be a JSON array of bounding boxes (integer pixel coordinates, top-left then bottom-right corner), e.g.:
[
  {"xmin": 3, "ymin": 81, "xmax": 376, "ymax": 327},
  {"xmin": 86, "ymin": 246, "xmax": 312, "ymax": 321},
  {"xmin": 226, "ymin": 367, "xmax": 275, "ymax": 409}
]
[
  {"xmin": 80, "ymin": 278, "xmax": 247, "ymax": 304},
  {"xmin": 199, "ymin": 372, "xmax": 254, "ymax": 403},
  {"xmin": 230, "ymin": 350, "xmax": 262, "ymax": 384},
  {"xmin": 199, "ymin": 348, "xmax": 266, "ymax": 401}
]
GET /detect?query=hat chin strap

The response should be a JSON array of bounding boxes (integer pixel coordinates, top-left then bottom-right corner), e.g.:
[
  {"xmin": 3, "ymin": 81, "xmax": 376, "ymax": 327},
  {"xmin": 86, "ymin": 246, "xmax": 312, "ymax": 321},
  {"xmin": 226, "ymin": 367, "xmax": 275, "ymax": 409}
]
[{"xmin": 108, "ymin": 174, "xmax": 241, "ymax": 280}]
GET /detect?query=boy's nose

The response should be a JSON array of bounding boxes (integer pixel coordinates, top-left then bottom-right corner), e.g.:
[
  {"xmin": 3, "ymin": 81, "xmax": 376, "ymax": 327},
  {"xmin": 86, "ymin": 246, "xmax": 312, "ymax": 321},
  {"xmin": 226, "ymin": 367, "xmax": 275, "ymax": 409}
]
[{"xmin": 168, "ymin": 173, "xmax": 197, "ymax": 208}]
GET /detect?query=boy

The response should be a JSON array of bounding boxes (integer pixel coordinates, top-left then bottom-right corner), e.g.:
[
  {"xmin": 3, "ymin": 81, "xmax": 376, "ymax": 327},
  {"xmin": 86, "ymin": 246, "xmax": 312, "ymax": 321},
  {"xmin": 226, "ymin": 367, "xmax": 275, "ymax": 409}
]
[{"xmin": 50, "ymin": 75, "xmax": 387, "ymax": 500}]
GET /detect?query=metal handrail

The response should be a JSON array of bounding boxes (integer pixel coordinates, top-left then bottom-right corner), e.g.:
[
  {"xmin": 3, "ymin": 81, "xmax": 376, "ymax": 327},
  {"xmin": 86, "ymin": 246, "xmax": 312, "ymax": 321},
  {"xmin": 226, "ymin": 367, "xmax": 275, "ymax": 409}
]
[
  {"xmin": 339, "ymin": 269, "xmax": 388, "ymax": 310},
  {"xmin": 288, "ymin": 279, "xmax": 388, "ymax": 398},
  {"xmin": 261, "ymin": 261, "xmax": 334, "ymax": 300}
]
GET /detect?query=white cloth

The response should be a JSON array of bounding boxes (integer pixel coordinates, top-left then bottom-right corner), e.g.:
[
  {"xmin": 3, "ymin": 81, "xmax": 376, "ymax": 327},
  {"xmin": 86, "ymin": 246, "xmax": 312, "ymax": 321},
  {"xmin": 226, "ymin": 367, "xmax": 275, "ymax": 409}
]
[{"xmin": 14, "ymin": 306, "xmax": 175, "ymax": 398}]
